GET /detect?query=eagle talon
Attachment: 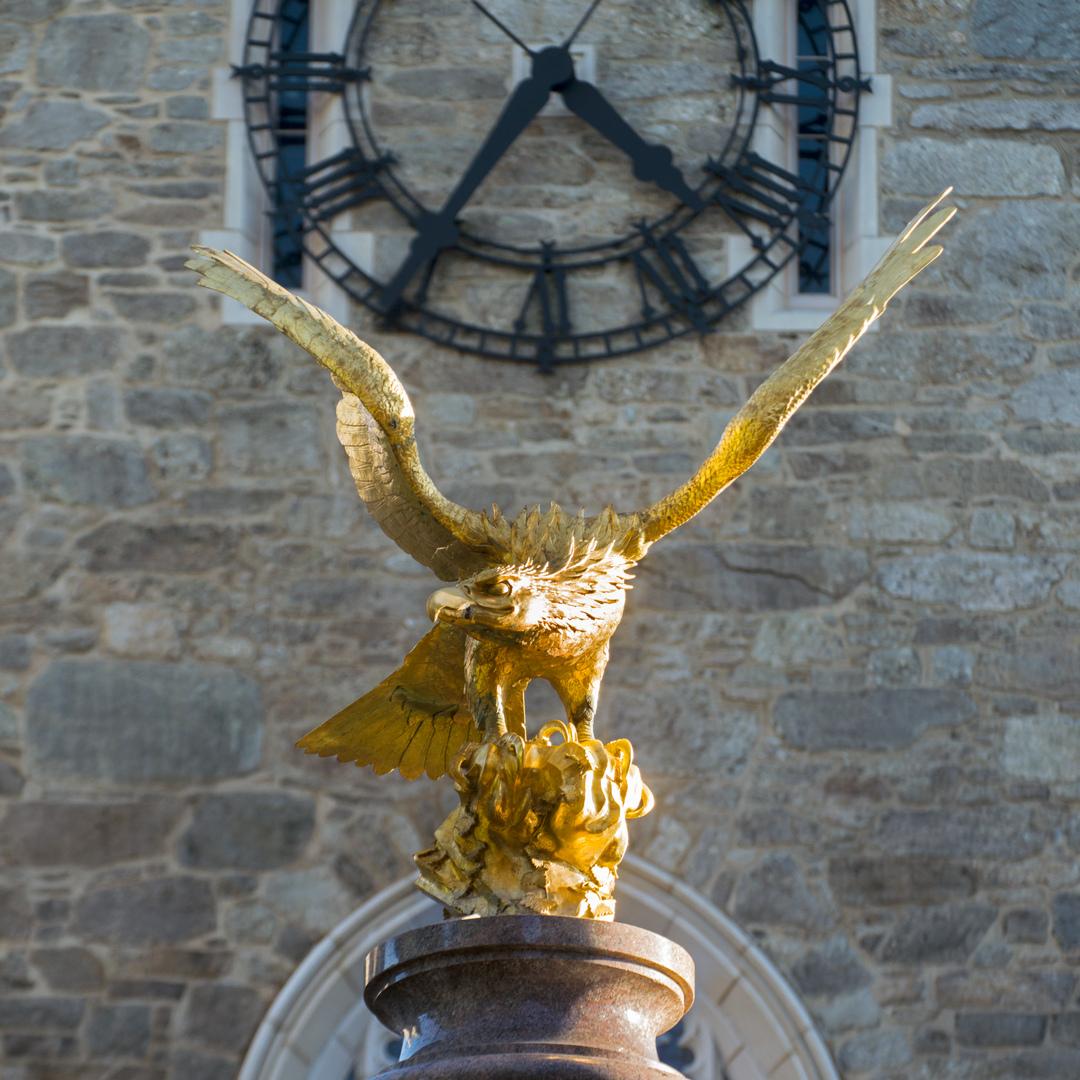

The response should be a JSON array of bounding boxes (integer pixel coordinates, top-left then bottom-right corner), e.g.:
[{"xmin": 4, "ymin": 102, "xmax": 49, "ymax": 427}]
[{"xmin": 496, "ymin": 732, "xmax": 525, "ymax": 756}]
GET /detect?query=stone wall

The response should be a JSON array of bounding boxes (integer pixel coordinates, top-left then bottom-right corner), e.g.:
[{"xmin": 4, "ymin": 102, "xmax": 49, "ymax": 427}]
[{"xmin": 1, "ymin": 0, "xmax": 1079, "ymax": 1077}]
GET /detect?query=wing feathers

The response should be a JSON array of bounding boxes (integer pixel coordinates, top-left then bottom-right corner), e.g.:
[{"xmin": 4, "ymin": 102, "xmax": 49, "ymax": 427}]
[
  {"xmin": 186, "ymin": 246, "xmax": 492, "ymax": 579},
  {"xmin": 296, "ymin": 624, "xmax": 479, "ymax": 781},
  {"xmin": 335, "ymin": 394, "xmax": 488, "ymax": 581}
]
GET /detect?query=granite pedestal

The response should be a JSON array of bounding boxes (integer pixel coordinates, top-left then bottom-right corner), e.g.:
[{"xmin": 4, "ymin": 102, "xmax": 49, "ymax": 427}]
[{"xmin": 363, "ymin": 915, "xmax": 695, "ymax": 1078}]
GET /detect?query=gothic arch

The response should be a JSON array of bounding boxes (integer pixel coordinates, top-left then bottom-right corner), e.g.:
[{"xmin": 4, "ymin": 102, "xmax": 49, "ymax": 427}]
[{"xmin": 239, "ymin": 855, "xmax": 838, "ymax": 1080}]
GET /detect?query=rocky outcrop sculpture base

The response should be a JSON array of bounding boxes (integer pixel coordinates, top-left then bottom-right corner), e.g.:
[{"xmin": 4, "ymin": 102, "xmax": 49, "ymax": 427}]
[
  {"xmin": 414, "ymin": 722, "xmax": 654, "ymax": 919},
  {"xmin": 364, "ymin": 914, "xmax": 694, "ymax": 1078}
]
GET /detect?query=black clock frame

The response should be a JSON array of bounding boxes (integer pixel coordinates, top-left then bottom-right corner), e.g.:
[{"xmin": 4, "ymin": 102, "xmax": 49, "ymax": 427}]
[{"xmin": 236, "ymin": 0, "xmax": 868, "ymax": 369}]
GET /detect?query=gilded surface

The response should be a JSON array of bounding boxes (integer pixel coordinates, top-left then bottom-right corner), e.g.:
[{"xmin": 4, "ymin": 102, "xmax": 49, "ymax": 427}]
[
  {"xmin": 415, "ymin": 720, "xmax": 653, "ymax": 919},
  {"xmin": 186, "ymin": 190, "xmax": 953, "ymax": 917}
]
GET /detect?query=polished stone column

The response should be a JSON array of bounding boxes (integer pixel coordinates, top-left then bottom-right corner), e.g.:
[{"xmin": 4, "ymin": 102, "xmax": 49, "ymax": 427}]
[{"xmin": 364, "ymin": 915, "xmax": 694, "ymax": 1078}]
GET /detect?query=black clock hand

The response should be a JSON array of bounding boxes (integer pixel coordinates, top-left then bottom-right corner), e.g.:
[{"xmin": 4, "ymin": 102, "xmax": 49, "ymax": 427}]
[
  {"xmin": 380, "ymin": 53, "xmax": 572, "ymax": 314},
  {"xmin": 560, "ymin": 79, "xmax": 704, "ymax": 211},
  {"xmin": 470, "ymin": 0, "xmax": 533, "ymax": 55}
]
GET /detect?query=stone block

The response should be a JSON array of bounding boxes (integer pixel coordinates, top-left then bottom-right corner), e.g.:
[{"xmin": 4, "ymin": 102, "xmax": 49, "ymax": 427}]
[
  {"xmin": 956, "ymin": 1012, "xmax": 1047, "ymax": 1048},
  {"xmin": 0, "ymin": 885, "xmax": 31, "ymax": 940},
  {"xmin": 31, "ymin": 949, "xmax": 104, "ymax": 992},
  {"xmin": 911, "ymin": 100, "xmax": 1080, "ymax": 132},
  {"xmin": 151, "ymin": 433, "xmax": 212, "ymax": 483},
  {"xmin": 0, "ymin": 762, "xmax": 25, "ymax": 796},
  {"xmin": 972, "ymin": 460, "xmax": 1050, "ymax": 504},
  {"xmin": 641, "ymin": 542, "xmax": 867, "ymax": 612},
  {"xmin": 179, "ymin": 792, "xmax": 315, "ymax": 870},
  {"xmin": 971, "ymin": 0, "xmax": 1080, "ymax": 59},
  {"xmin": 183, "ymin": 984, "xmax": 264, "ymax": 1052},
  {"xmin": 735, "ymin": 807, "xmax": 819, "ymax": 847},
  {"xmin": 751, "ymin": 612, "xmax": 845, "ymax": 666},
  {"xmin": 1004, "ymin": 715, "xmax": 1080, "ymax": 781},
  {"xmin": 61, "ymin": 231, "xmax": 150, "ymax": 268},
  {"xmin": 21, "ymin": 435, "xmax": 156, "ymax": 508},
  {"xmin": 24, "ymin": 272, "xmax": 89, "ymax": 319},
  {"xmin": 878, "ymin": 806, "xmax": 1045, "ymax": 859},
  {"xmin": 878, "ymin": 553, "xmax": 1066, "ymax": 612},
  {"xmin": 170, "ymin": 1049, "xmax": 236, "ymax": 1080},
  {"xmin": 829, "ymin": 856, "xmax": 976, "ymax": 907},
  {"xmin": 1012, "ymin": 370, "xmax": 1080, "ymax": 427},
  {"xmin": 792, "ymin": 936, "xmax": 872, "ymax": 997},
  {"xmin": 947, "ymin": 203, "xmax": 1080, "ymax": 301},
  {"xmin": 2, "ymin": 233, "xmax": 57, "ymax": 265},
  {"xmin": 847, "ymin": 502, "xmax": 954, "ymax": 543},
  {"xmin": 837, "ymin": 1029, "xmax": 911, "ymax": 1073},
  {"xmin": 77, "ymin": 522, "xmax": 239, "ymax": 572},
  {"xmin": 969, "ymin": 508, "xmax": 1015, "ymax": 550},
  {"xmin": 1020, "ymin": 303, "xmax": 1080, "ymax": 341},
  {"xmin": 0, "ymin": 23, "xmax": 30, "ymax": 73},
  {"xmin": 147, "ymin": 122, "xmax": 224, "ymax": 154},
  {"xmin": 0, "ymin": 269, "xmax": 13, "ymax": 330},
  {"xmin": 16, "ymin": 189, "xmax": 114, "ymax": 222},
  {"xmin": 166, "ymin": 96, "xmax": 210, "ymax": 120},
  {"xmin": 982, "ymin": 643, "xmax": 1080, "ymax": 698},
  {"xmin": 26, "ymin": 660, "xmax": 262, "ymax": 783},
  {"xmin": 74, "ymin": 877, "xmax": 216, "ymax": 945},
  {"xmin": 1053, "ymin": 893, "xmax": 1080, "ymax": 950},
  {"xmin": 1003, "ymin": 908, "xmax": 1048, "ymax": 945},
  {"xmin": 0, "ymin": 800, "xmax": 182, "ymax": 866},
  {"xmin": 883, "ymin": 137, "xmax": 1064, "ymax": 196},
  {"xmin": 732, "ymin": 854, "xmax": 832, "ymax": 930},
  {"xmin": 7, "ymin": 326, "xmax": 122, "ymax": 378},
  {"xmin": 936, "ymin": 970, "xmax": 1075, "ymax": 1010},
  {"xmin": 182, "ymin": 488, "xmax": 283, "ymax": 516},
  {"xmin": 124, "ymin": 388, "xmax": 211, "ymax": 427},
  {"xmin": 0, "ymin": 101, "xmax": 109, "ymax": 151},
  {"xmin": 108, "ymin": 291, "xmax": 198, "ymax": 323},
  {"xmin": 0, "ymin": 635, "xmax": 29, "ymax": 672},
  {"xmin": 103, "ymin": 603, "xmax": 181, "ymax": 659},
  {"xmin": 880, "ymin": 903, "xmax": 996, "ymax": 963},
  {"xmin": 38, "ymin": 14, "xmax": 150, "ymax": 92},
  {"xmin": 86, "ymin": 1003, "xmax": 151, "ymax": 1058},
  {"xmin": 168, "ymin": 326, "xmax": 285, "ymax": 391},
  {"xmin": 1052, "ymin": 1013, "xmax": 1080, "ymax": 1048},
  {"xmin": 219, "ymin": 402, "xmax": 323, "ymax": 475},
  {"xmin": 0, "ymin": 996, "xmax": 85, "ymax": 1030},
  {"xmin": 773, "ymin": 689, "xmax": 974, "ymax": 750}
]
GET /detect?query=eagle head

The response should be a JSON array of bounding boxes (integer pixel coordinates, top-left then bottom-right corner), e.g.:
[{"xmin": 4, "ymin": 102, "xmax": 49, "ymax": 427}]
[{"xmin": 426, "ymin": 543, "xmax": 634, "ymax": 653}]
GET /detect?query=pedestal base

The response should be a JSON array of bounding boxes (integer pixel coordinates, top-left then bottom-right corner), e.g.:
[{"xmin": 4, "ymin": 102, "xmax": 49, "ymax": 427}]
[{"xmin": 363, "ymin": 915, "xmax": 695, "ymax": 1079}]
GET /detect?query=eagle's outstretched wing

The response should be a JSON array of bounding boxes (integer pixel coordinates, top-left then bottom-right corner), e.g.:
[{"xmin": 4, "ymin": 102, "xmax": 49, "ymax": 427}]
[
  {"xmin": 297, "ymin": 622, "xmax": 479, "ymax": 780},
  {"xmin": 622, "ymin": 189, "xmax": 957, "ymax": 547},
  {"xmin": 185, "ymin": 246, "xmax": 490, "ymax": 581}
]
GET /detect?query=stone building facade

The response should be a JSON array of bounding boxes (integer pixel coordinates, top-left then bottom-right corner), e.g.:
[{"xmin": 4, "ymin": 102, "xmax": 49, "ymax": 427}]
[{"xmin": 1, "ymin": 0, "xmax": 1079, "ymax": 1077}]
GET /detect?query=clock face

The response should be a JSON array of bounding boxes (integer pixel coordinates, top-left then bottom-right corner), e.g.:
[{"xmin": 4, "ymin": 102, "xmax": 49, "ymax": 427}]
[{"xmin": 238, "ymin": 0, "xmax": 867, "ymax": 368}]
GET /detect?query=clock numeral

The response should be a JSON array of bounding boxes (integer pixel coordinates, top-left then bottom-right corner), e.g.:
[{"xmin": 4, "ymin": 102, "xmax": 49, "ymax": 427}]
[
  {"xmin": 232, "ymin": 52, "xmax": 370, "ymax": 95},
  {"xmin": 632, "ymin": 225, "xmax": 710, "ymax": 331},
  {"xmin": 512, "ymin": 246, "xmax": 571, "ymax": 372},
  {"xmin": 281, "ymin": 150, "xmax": 393, "ymax": 227},
  {"xmin": 732, "ymin": 59, "xmax": 872, "ymax": 107},
  {"xmin": 707, "ymin": 151, "xmax": 829, "ymax": 246}
]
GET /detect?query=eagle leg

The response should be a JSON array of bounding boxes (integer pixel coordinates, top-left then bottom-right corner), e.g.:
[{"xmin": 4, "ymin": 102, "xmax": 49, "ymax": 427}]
[{"xmin": 465, "ymin": 640, "xmax": 509, "ymax": 739}]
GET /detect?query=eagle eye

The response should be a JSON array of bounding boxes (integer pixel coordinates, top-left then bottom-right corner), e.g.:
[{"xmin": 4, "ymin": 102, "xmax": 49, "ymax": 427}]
[{"xmin": 489, "ymin": 579, "xmax": 512, "ymax": 597}]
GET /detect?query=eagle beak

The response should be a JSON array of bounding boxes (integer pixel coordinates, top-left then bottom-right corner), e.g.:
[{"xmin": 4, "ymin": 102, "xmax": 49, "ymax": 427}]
[{"xmin": 427, "ymin": 586, "xmax": 472, "ymax": 624}]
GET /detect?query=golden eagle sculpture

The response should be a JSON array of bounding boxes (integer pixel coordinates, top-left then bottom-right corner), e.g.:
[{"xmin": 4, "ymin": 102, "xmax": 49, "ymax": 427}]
[{"xmin": 186, "ymin": 191, "xmax": 954, "ymax": 784}]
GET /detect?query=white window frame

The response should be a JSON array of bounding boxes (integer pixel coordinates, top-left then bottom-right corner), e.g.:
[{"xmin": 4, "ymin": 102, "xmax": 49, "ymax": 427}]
[
  {"xmin": 729, "ymin": 0, "xmax": 892, "ymax": 331},
  {"xmin": 210, "ymin": 0, "xmax": 889, "ymax": 332},
  {"xmin": 207, "ymin": 0, "xmax": 369, "ymax": 325}
]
